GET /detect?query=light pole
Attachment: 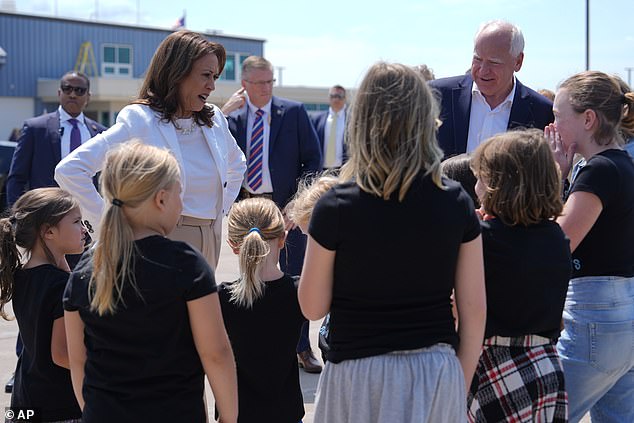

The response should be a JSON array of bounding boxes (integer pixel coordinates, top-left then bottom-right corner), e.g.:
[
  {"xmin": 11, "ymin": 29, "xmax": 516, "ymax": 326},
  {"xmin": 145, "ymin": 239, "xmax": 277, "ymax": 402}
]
[
  {"xmin": 626, "ymin": 67, "xmax": 634, "ymax": 86},
  {"xmin": 275, "ymin": 66, "xmax": 285, "ymax": 87},
  {"xmin": 585, "ymin": 0, "xmax": 590, "ymax": 70}
]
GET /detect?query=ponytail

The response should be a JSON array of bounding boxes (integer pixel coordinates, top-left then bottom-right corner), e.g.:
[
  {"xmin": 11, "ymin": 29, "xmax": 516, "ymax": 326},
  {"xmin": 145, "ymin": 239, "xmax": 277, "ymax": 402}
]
[
  {"xmin": 620, "ymin": 91, "xmax": 634, "ymax": 140},
  {"xmin": 232, "ymin": 229, "xmax": 268, "ymax": 308},
  {"xmin": 227, "ymin": 198, "xmax": 285, "ymax": 308},
  {"xmin": 90, "ymin": 142, "xmax": 181, "ymax": 315},
  {"xmin": 0, "ymin": 188, "xmax": 79, "ymax": 320},
  {"xmin": 90, "ymin": 200, "xmax": 136, "ymax": 315},
  {"xmin": 0, "ymin": 217, "xmax": 21, "ymax": 320}
]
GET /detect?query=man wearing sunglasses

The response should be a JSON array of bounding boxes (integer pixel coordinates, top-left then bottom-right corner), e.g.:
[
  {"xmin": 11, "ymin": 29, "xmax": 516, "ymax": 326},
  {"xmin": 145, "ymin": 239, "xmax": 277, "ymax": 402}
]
[
  {"xmin": 3, "ymin": 71, "xmax": 106, "ymax": 394},
  {"xmin": 311, "ymin": 85, "xmax": 348, "ymax": 169},
  {"xmin": 6, "ymin": 71, "xmax": 106, "ymax": 206}
]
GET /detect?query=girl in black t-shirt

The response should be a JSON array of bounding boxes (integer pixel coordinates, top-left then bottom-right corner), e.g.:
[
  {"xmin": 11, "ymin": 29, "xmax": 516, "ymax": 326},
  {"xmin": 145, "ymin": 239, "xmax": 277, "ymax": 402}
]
[
  {"xmin": 468, "ymin": 129, "xmax": 571, "ymax": 423},
  {"xmin": 298, "ymin": 63, "xmax": 487, "ymax": 423},
  {"xmin": 546, "ymin": 71, "xmax": 634, "ymax": 422},
  {"xmin": 219, "ymin": 197, "xmax": 305, "ymax": 423},
  {"xmin": 0, "ymin": 188, "xmax": 85, "ymax": 422},
  {"xmin": 62, "ymin": 143, "xmax": 238, "ymax": 423}
]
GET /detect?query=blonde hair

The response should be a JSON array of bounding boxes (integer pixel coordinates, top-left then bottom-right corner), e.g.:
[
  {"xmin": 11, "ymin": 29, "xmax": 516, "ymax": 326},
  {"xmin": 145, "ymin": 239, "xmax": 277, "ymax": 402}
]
[
  {"xmin": 287, "ymin": 174, "xmax": 339, "ymax": 229},
  {"xmin": 471, "ymin": 129, "xmax": 563, "ymax": 226},
  {"xmin": 341, "ymin": 62, "xmax": 444, "ymax": 201},
  {"xmin": 227, "ymin": 198, "xmax": 285, "ymax": 308},
  {"xmin": 241, "ymin": 56, "xmax": 273, "ymax": 79},
  {"xmin": 90, "ymin": 142, "xmax": 180, "ymax": 315}
]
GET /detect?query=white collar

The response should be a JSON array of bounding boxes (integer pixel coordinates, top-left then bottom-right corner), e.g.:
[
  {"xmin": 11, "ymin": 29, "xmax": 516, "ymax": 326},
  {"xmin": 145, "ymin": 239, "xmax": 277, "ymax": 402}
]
[
  {"xmin": 329, "ymin": 104, "xmax": 346, "ymax": 117},
  {"xmin": 247, "ymin": 99, "xmax": 272, "ymax": 117},
  {"xmin": 58, "ymin": 105, "xmax": 86, "ymax": 124},
  {"xmin": 472, "ymin": 76, "xmax": 517, "ymax": 110}
]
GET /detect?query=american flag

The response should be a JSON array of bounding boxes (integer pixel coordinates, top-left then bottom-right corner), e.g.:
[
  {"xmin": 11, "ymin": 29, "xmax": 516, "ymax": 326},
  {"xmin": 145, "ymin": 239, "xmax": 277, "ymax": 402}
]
[{"xmin": 171, "ymin": 15, "xmax": 185, "ymax": 30}]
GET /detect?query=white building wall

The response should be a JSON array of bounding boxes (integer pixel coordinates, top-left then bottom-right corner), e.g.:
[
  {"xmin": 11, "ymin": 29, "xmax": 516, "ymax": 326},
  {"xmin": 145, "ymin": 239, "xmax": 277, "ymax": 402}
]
[{"xmin": 0, "ymin": 96, "xmax": 34, "ymax": 140}]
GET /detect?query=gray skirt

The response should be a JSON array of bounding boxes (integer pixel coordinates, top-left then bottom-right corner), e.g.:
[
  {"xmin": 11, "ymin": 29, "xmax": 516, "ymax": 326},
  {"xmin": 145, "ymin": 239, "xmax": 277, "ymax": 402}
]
[{"xmin": 313, "ymin": 343, "xmax": 467, "ymax": 423}]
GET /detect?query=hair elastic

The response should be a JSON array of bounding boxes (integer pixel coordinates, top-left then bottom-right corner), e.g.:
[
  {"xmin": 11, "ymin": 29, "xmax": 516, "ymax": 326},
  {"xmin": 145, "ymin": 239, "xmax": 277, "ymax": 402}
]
[
  {"xmin": 247, "ymin": 227, "xmax": 261, "ymax": 235},
  {"xmin": 112, "ymin": 198, "xmax": 124, "ymax": 207}
]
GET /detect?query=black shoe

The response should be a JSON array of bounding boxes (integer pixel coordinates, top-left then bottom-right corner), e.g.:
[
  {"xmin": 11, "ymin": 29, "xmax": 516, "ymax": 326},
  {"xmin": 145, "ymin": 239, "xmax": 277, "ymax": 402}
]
[{"xmin": 5, "ymin": 373, "xmax": 14, "ymax": 393}]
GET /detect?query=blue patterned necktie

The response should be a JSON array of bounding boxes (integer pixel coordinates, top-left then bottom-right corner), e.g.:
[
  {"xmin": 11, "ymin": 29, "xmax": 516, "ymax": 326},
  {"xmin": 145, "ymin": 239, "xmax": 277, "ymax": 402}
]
[{"xmin": 247, "ymin": 109, "xmax": 265, "ymax": 191}]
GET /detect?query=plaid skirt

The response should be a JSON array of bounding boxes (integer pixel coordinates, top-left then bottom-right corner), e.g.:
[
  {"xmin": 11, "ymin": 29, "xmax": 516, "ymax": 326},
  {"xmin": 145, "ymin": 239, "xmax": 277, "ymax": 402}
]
[{"xmin": 467, "ymin": 335, "xmax": 568, "ymax": 423}]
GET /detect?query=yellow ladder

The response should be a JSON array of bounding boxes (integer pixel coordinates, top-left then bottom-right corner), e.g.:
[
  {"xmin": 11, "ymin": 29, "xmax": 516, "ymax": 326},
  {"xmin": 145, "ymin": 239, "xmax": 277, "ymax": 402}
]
[{"xmin": 74, "ymin": 41, "xmax": 98, "ymax": 77}]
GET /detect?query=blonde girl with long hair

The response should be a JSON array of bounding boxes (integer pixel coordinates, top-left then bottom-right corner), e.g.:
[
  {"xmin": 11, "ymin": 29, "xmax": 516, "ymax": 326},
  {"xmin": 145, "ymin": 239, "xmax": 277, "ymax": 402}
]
[
  {"xmin": 299, "ymin": 62, "xmax": 486, "ymax": 422},
  {"xmin": 0, "ymin": 188, "xmax": 84, "ymax": 422},
  {"xmin": 218, "ymin": 197, "xmax": 305, "ymax": 423},
  {"xmin": 63, "ymin": 142, "xmax": 237, "ymax": 423}
]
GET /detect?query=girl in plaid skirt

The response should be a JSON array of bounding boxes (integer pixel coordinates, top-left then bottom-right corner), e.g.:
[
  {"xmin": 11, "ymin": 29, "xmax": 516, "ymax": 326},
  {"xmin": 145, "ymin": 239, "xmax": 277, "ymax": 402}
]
[{"xmin": 468, "ymin": 129, "xmax": 571, "ymax": 422}]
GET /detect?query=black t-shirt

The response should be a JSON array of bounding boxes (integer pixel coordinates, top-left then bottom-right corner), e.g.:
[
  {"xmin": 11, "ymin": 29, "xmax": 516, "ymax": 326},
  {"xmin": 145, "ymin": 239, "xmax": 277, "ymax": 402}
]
[
  {"xmin": 11, "ymin": 265, "xmax": 82, "ymax": 421},
  {"xmin": 63, "ymin": 236, "xmax": 217, "ymax": 423},
  {"xmin": 218, "ymin": 274, "xmax": 304, "ymax": 423},
  {"xmin": 570, "ymin": 149, "xmax": 634, "ymax": 278},
  {"xmin": 481, "ymin": 219, "xmax": 571, "ymax": 339},
  {"xmin": 309, "ymin": 175, "xmax": 481, "ymax": 363}
]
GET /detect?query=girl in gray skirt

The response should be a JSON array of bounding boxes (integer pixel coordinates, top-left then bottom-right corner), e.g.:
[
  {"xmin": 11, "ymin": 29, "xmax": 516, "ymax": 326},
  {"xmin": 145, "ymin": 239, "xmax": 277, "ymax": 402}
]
[{"xmin": 298, "ymin": 62, "xmax": 487, "ymax": 423}]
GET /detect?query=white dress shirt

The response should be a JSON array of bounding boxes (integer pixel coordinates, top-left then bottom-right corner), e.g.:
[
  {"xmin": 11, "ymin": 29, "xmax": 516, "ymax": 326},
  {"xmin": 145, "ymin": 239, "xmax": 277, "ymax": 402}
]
[
  {"xmin": 58, "ymin": 106, "xmax": 92, "ymax": 158},
  {"xmin": 466, "ymin": 78, "xmax": 517, "ymax": 153},
  {"xmin": 244, "ymin": 100, "xmax": 274, "ymax": 194}
]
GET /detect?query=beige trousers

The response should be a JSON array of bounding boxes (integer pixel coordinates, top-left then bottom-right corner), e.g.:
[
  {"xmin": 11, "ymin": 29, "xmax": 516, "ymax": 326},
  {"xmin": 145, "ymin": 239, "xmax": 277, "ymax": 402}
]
[{"xmin": 167, "ymin": 216, "xmax": 220, "ymax": 270}]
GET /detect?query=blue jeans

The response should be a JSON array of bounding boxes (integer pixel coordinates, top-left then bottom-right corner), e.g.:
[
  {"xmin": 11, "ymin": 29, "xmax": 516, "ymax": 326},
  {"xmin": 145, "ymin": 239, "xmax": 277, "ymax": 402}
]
[{"xmin": 557, "ymin": 275, "xmax": 634, "ymax": 423}]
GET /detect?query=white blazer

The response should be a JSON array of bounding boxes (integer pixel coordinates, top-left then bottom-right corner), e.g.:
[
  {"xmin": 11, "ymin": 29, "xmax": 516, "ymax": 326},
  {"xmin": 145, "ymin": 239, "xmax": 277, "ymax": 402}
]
[{"xmin": 55, "ymin": 103, "xmax": 247, "ymax": 240}]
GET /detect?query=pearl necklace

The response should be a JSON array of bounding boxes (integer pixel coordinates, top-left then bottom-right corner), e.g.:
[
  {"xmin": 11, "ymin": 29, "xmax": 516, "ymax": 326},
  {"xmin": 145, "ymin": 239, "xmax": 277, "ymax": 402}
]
[{"xmin": 176, "ymin": 118, "xmax": 196, "ymax": 135}]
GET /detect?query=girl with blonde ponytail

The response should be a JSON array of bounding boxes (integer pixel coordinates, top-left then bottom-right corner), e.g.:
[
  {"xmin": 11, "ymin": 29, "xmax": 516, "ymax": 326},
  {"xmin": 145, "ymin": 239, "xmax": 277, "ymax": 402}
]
[
  {"xmin": 63, "ymin": 142, "xmax": 237, "ymax": 423},
  {"xmin": 218, "ymin": 197, "xmax": 306, "ymax": 423}
]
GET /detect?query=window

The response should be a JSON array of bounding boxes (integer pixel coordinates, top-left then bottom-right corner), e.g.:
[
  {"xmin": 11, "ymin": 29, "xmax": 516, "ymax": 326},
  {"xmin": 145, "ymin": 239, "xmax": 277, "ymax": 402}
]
[
  {"xmin": 219, "ymin": 55, "xmax": 235, "ymax": 81},
  {"xmin": 101, "ymin": 44, "xmax": 132, "ymax": 77},
  {"xmin": 219, "ymin": 53, "xmax": 254, "ymax": 81},
  {"xmin": 304, "ymin": 103, "xmax": 329, "ymax": 112}
]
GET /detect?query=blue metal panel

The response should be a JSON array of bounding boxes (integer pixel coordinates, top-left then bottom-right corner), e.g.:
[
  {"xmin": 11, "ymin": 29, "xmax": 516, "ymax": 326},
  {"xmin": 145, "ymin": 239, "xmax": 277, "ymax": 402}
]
[{"xmin": 0, "ymin": 12, "xmax": 265, "ymax": 98}]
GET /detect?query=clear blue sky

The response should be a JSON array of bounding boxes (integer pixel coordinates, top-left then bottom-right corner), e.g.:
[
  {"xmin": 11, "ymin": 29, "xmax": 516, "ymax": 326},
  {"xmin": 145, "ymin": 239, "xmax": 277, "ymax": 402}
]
[{"xmin": 14, "ymin": 0, "xmax": 634, "ymax": 90}]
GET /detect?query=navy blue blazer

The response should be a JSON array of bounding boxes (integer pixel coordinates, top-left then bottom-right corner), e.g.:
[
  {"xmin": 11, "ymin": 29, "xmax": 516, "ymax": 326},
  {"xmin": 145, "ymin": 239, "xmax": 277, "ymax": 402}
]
[
  {"xmin": 429, "ymin": 74, "xmax": 554, "ymax": 157},
  {"xmin": 310, "ymin": 109, "xmax": 348, "ymax": 165},
  {"xmin": 227, "ymin": 96, "xmax": 322, "ymax": 207},
  {"xmin": 7, "ymin": 111, "xmax": 106, "ymax": 205}
]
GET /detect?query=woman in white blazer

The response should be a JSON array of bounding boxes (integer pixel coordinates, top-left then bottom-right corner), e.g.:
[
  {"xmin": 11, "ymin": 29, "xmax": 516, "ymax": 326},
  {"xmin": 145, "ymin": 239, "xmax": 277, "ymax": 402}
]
[{"xmin": 55, "ymin": 30, "xmax": 246, "ymax": 269}]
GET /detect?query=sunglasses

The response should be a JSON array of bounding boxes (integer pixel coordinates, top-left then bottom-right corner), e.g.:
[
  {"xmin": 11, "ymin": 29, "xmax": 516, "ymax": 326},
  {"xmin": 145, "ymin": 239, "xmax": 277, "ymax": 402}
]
[
  {"xmin": 60, "ymin": 85, "xmax": 88, "ymax": 96},
  {"xmin": 329, "ymin": 93, "xmax": 344, "ymax": 99}
]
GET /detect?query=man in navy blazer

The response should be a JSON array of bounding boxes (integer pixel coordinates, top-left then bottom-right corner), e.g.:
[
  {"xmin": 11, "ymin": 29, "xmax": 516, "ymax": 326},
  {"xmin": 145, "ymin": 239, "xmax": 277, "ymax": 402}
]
[
  {"xmin": 3, "ymin": 71, "xmax": 105, "ymax": 394},
  {"xmin": 224, "ymin": 56, "xmax": 323, "ymax": 373},
  {"xmin": 429, "ymin": 20, "xmax": 553, "ymax": 158},
  {"xmin": 224, "ymin": 56, "xmax": 321, "ymax": 258},
  {"xmin": 7, "ymin": 71, "xmax": 106, "ymax": 205},
  {"xmin": 311, "ymin": 85, "xmax": 348, "ymax": 169}
]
